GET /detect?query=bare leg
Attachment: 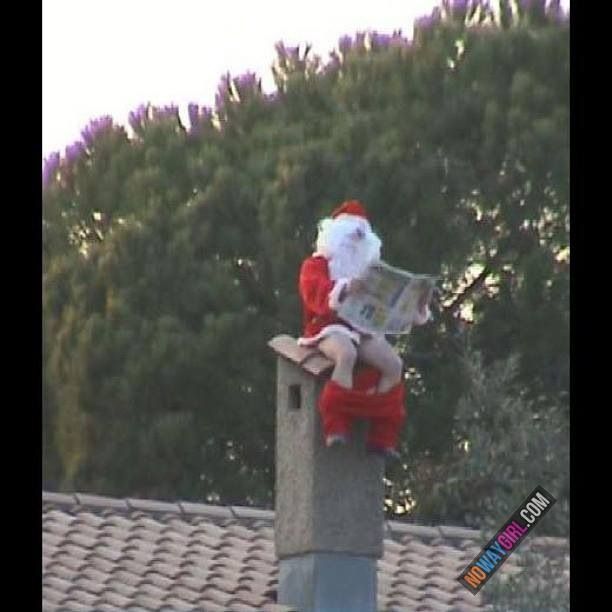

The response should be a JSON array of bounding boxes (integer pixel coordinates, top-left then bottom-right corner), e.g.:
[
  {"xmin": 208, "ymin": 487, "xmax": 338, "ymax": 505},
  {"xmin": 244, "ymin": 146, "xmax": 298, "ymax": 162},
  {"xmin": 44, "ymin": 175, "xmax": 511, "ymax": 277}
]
[
  {"xmin": 357, "ymin": 335, "xmax": 403, "ymax": 393},
  {"xmin": 317, "ymin": 333, "xmax": 358, "ymax": 389}
]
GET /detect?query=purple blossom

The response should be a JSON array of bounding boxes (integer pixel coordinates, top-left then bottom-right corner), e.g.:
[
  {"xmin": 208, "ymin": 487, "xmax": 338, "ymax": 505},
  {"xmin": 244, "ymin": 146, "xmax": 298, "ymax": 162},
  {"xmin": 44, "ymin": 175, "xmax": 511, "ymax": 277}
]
[
  {"xmin": 324, "ymin": 51, "xmax": 342, "ymax": 74},
  {"xmin": 214, "ymin": 71, "xmax": 261, "ymax": 111},
  {"xmin": 545, "ymin": 0, "xmax": 567, "ymax": 21},
  {"xmin": 390, "ymin": 31, "xmax": 410, "ymax": 48},
  {"xmin": 42, "ymin": 152, "xmax": 60, "ymax": 187},
  {"xmin": 187, "ymin": 103, "xmax": 212, "ymax": 134},
  {"xmin": 65, "ymin": 141, "xmax": 86, "ymax": 165},
  {"xmin": 153, "ymin": 104, "xmax": 179, "ymax": 121},
  {"xmin": 451, "ymin": 0, "xmax": 469, "ymax": 11},
  {"xmin": 188, "ymin": 103, "xmax": 200, "ymax": 129},
  {"xmin": 371, "ymin": 32, "xmax": 392, "ymax": 48},
  {"xmin": 415, "ymin": 9, "xmax": 441, "ymax": 31},
  {"xmin": 275, "ymin": 41, "xmax": 300, "ymax": 64},
  {"xmin": 338, "ymin": 35, "xmax": 352, "ymax": 54},
  {"xmin": 215, "ymin": 73, "xmax": 233, "ymax": 111},
  {"xmin": 235, "ymin": 71, "xmax": 259, "ymax": 93},
  {"xmin": 415, "ymin": 15, "xmax": 434, "ymax": 29},
  {"xmin": 370, "ymin": 30, "xmax": 410, "ymax": 50},
  {"xmin": 354, "ymin": 32, "xmax": 366, "ymax": 49},
  {"xmin": 449, "ymin": 1, "xmax": 470, "ymax": 24},
  {"xmin": 519, "ymin": 0, "xmax": 546, "ymax": 11},
  {"xmin": 81, "ymin": 116, "xmax": 114, "ymax": 148},
  {"xmin": 128, "ymin": 104, "xmax": 149, "ymax": 132}
]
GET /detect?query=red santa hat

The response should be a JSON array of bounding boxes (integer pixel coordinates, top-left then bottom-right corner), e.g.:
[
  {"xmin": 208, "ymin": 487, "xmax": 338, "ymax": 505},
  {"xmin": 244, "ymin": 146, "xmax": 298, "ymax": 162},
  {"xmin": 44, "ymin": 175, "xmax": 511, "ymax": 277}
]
[{"xmin": 331, "ymin": 200, "xmax": 368, "ymax": 221}]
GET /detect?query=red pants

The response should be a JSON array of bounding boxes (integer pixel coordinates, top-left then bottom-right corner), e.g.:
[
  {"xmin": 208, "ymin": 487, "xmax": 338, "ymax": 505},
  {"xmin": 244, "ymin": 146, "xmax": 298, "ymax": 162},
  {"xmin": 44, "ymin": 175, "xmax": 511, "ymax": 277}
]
[{"xmin": 318, "ymin": 366, "xmax": 406, "ymax": 449}]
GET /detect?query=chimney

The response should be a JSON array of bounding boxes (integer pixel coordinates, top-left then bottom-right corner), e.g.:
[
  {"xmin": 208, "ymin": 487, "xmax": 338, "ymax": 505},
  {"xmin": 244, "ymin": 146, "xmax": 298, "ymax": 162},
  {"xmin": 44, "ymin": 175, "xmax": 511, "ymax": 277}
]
[{"xmin": 268, "ymin": 335, "xmax": 385, "ymax": 612}]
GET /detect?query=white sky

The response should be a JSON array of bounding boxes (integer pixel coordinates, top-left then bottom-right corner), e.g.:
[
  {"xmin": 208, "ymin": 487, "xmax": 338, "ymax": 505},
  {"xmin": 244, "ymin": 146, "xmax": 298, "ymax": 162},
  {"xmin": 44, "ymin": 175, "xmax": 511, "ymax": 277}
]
[{"xmin": 43, "ymin": 0, "xmax": 569, "ymax": 159}]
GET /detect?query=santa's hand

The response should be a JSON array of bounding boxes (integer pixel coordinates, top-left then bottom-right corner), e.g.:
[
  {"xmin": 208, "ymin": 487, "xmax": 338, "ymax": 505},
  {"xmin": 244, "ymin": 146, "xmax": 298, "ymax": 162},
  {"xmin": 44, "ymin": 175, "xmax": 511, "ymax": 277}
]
[{"xmin": 418, "ymin": 287, "xmax": 433, "ymax": 311}]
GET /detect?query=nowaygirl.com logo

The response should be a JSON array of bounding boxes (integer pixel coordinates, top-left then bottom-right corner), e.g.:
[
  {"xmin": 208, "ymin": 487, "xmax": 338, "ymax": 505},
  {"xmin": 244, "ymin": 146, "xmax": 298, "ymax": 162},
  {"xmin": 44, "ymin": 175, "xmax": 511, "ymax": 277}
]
[{"xmin": 457, "ymin": 485, "xmax": 556, "ymax": 594}]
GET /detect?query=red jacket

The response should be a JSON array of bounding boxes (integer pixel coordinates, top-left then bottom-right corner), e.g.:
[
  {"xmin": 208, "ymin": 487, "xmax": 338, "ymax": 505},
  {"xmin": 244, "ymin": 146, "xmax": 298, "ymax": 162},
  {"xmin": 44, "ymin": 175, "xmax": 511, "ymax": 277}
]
[{"xmin": 298, "ymin": 255, "xmax": 354, "ymax": 341}]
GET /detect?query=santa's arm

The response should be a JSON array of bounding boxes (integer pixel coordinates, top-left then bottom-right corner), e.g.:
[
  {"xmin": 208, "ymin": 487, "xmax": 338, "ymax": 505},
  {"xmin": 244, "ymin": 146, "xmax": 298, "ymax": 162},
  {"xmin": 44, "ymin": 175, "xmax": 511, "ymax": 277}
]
[{"xmin": 299, "ymin": 257, "xmax": 350, "ymax": 315}]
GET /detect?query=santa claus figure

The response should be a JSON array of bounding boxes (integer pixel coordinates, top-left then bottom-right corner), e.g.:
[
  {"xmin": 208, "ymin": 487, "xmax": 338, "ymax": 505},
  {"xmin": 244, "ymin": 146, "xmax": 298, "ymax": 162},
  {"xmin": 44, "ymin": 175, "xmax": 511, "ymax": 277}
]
[{"xmin": 298, "ymin": 200, "xmax": 431, "ymax": 460}]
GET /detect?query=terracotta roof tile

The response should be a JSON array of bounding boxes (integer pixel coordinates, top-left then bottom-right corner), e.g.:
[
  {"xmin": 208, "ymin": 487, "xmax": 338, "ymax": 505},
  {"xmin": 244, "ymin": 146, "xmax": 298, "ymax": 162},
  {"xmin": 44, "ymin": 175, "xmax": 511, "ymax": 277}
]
[
  {"xmin": 104, "ymin": 578, "xmax": 138, "ymax": 598},
  {"xmin": 43, "ymin": 574, "xmax": 74, "ymax": 594},
  {"xmin": 386, "ymin": 597, "xmax": 421, "ymax": 611},
  {"xmin": 74, "ymin": 575, "xmax": 108, "ymax": 596},
  {"xmin": 422, "ymin": 584, "xmax": 458, "ymax": 604},
  {"xmin": 55, "ymin": 598, "xmax": 90, "ymax": 611},
  {"xmin": 397, "ymin": 559, "xmax": 432, "ymax": 578},
  {"xmin": 389, "ymin": 583, "xmax": 424, "ymax": 602},
  {"xmin": 75, "ymin": 510, "xmax": 105, "ymax": 526},
  {"xmin": 228, "ymin": 602, "xmax": 261, "ymax": 612},
  {"xmin": 46, "ymin": 562, "xmax": 77, "ymax": 584},
  {"xmin": 171, "ymin": 583, "xmax": 203, "ymax": 603},
  {"xmin": 54, "ymin": 552, "xmax": 88, "ymax": 573},
  {"xmin": 138, "ymin": 579, "xmax": 170, "ymax": 600},
  {"xmin": 414, "ymin": 601, "xmax": 456, "ymax": 612},
  {"xmin": 161, "ymin": 594, "xmax": 201, "ymax": 610},
  {"xmin": 66, "ymin": 531, "xmax": 99, "ymax": 550},
  {"xmin": 124, "ymin": 539, "xmax": 158, "ymax": 557},
  {"xmin": 41, "ymin": 586, "xmax": 65, "ymax": 605},
  {"xmin": 226, "ymin": 522, "xmax": 260, "ymax": 540},
  {"xmin": 91, "ymin": 603, "xmax": 123, "ymax": 612},
  {"xmin": 44, "ymin": 510, "xmax": 75, "ymax": 531},
  {"xmin": 131, "ymin": 591, "xmax": 167, "ymax": 609},
  {"xmin": 65, "ymin": 588, "xmax": 98, "ymax": 607},
  {"xmin": 108, "ymin": 567, "xmax": 142, "ymax": 588},
  {"xmin": 43, "ymin": 532, "xmax": 66, "ymax": 550},
  {"xmin": 115, "ymin": 556, "xmax": 149, "ymax": 576},
  {"xmin": 94, "ymin": 544, "xmax": 127, "ymax": 564},
  {"xmin": 253, "ymin": 524, "xmax": 275, "ymax": 539},
  {"xmin": 201, "ymin": 584, "xmax": 236, "ymax": 607},
  {"xmin": 178, "ymin": 560, "xmax": 218, "ymax": 581},
  {"xmin": 424, "ymin": 573, "xmax": 464, "ymax": 592},
  {"xmin": 147, "ymin": 560, "xmax": 183, "ymax": 579},
  {"xmin": 42, "ymin": 490, "xmax": 568, "ymax": 611}
]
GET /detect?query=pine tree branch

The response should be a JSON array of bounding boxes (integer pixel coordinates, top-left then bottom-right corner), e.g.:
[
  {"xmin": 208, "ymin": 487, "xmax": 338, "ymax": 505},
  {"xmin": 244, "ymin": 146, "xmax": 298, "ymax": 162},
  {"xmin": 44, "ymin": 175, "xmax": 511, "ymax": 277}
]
[
  {"xmin": 443, "ymin": 251, "xmax": 505, "ymax": 316},
  {"xmin": 444, "ymin": 266, "xmax": 491, "ymax": 315}
]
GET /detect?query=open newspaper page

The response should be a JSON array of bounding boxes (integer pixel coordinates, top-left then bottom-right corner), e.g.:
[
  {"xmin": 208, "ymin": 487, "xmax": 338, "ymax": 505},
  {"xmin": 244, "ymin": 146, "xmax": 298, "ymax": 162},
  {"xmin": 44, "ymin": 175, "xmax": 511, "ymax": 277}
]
[{"xmin": 336, "ymin": 261, "xmax": 437, "ymax": 335}]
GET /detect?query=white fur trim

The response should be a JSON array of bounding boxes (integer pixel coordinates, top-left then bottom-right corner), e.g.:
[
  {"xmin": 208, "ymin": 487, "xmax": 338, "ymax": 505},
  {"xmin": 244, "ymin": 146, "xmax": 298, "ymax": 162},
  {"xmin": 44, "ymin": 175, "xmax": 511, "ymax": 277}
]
[
  {"xmin": 328, "ymin": 278, "xmax": 350, "ymax": 310},
  {"xmin": 297, "ymin": 324, "xmax": 362, "ymax": 347},
  {"xmin": 334, "ymin": 213, "xmax": 372, "ymax": 230}
]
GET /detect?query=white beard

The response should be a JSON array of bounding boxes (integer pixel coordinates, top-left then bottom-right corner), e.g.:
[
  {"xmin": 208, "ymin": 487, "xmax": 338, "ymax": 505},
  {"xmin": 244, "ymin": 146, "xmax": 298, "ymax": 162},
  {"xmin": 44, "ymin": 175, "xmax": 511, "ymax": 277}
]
[{"xmin": 315, "ymin": 216, "xmax": 382, "ymax": 281}]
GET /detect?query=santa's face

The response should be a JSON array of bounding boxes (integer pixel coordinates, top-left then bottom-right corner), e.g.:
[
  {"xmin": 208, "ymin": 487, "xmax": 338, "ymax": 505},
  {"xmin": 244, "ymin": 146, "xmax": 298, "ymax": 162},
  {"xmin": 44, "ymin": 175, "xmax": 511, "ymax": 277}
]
[{"xmin": 315, "ymin": 214, "xmax": 382, "ymax": 280}]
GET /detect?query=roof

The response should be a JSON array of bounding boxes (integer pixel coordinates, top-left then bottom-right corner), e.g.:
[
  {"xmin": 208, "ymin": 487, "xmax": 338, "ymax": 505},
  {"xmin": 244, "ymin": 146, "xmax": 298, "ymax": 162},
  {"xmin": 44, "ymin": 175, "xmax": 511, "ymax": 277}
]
[{"xmin": 42, "ymin": 491, "xmax": 568, "ymax": 611}]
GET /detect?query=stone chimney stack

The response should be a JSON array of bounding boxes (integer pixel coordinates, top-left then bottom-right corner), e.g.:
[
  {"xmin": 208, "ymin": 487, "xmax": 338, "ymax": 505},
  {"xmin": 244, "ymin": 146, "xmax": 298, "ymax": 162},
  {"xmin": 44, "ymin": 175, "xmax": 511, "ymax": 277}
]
[{"xmin": 268, "ymin": 335, "xmax": 385, "ymax": 612}]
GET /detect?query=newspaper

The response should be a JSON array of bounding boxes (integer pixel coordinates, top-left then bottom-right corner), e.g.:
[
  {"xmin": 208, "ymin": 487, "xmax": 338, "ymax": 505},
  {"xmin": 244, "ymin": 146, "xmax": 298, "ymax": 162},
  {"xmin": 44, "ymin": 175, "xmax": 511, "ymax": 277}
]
[{"xmin": 336, "ymin": 260, "xmax": 437, "ymax": 335}]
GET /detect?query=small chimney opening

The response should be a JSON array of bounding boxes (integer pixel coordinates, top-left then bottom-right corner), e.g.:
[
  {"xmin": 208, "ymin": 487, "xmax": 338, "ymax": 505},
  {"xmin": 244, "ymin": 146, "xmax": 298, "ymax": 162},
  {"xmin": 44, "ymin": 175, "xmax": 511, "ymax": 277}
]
[{"xmin": 288, "ymin": 384, "xmax": 302, "ymax": 411}]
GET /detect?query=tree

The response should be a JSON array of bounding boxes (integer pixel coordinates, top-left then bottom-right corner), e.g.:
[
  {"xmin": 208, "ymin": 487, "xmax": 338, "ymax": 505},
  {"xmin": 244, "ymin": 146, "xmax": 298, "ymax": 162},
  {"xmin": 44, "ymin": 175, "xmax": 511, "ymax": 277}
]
[
  {"xmin": 43, "ymin": 0, "xmax": 569, "ymax": 522},
  {"xmin": 395, "ymin": 349, "xmax": 568, "ymax": 534}
]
